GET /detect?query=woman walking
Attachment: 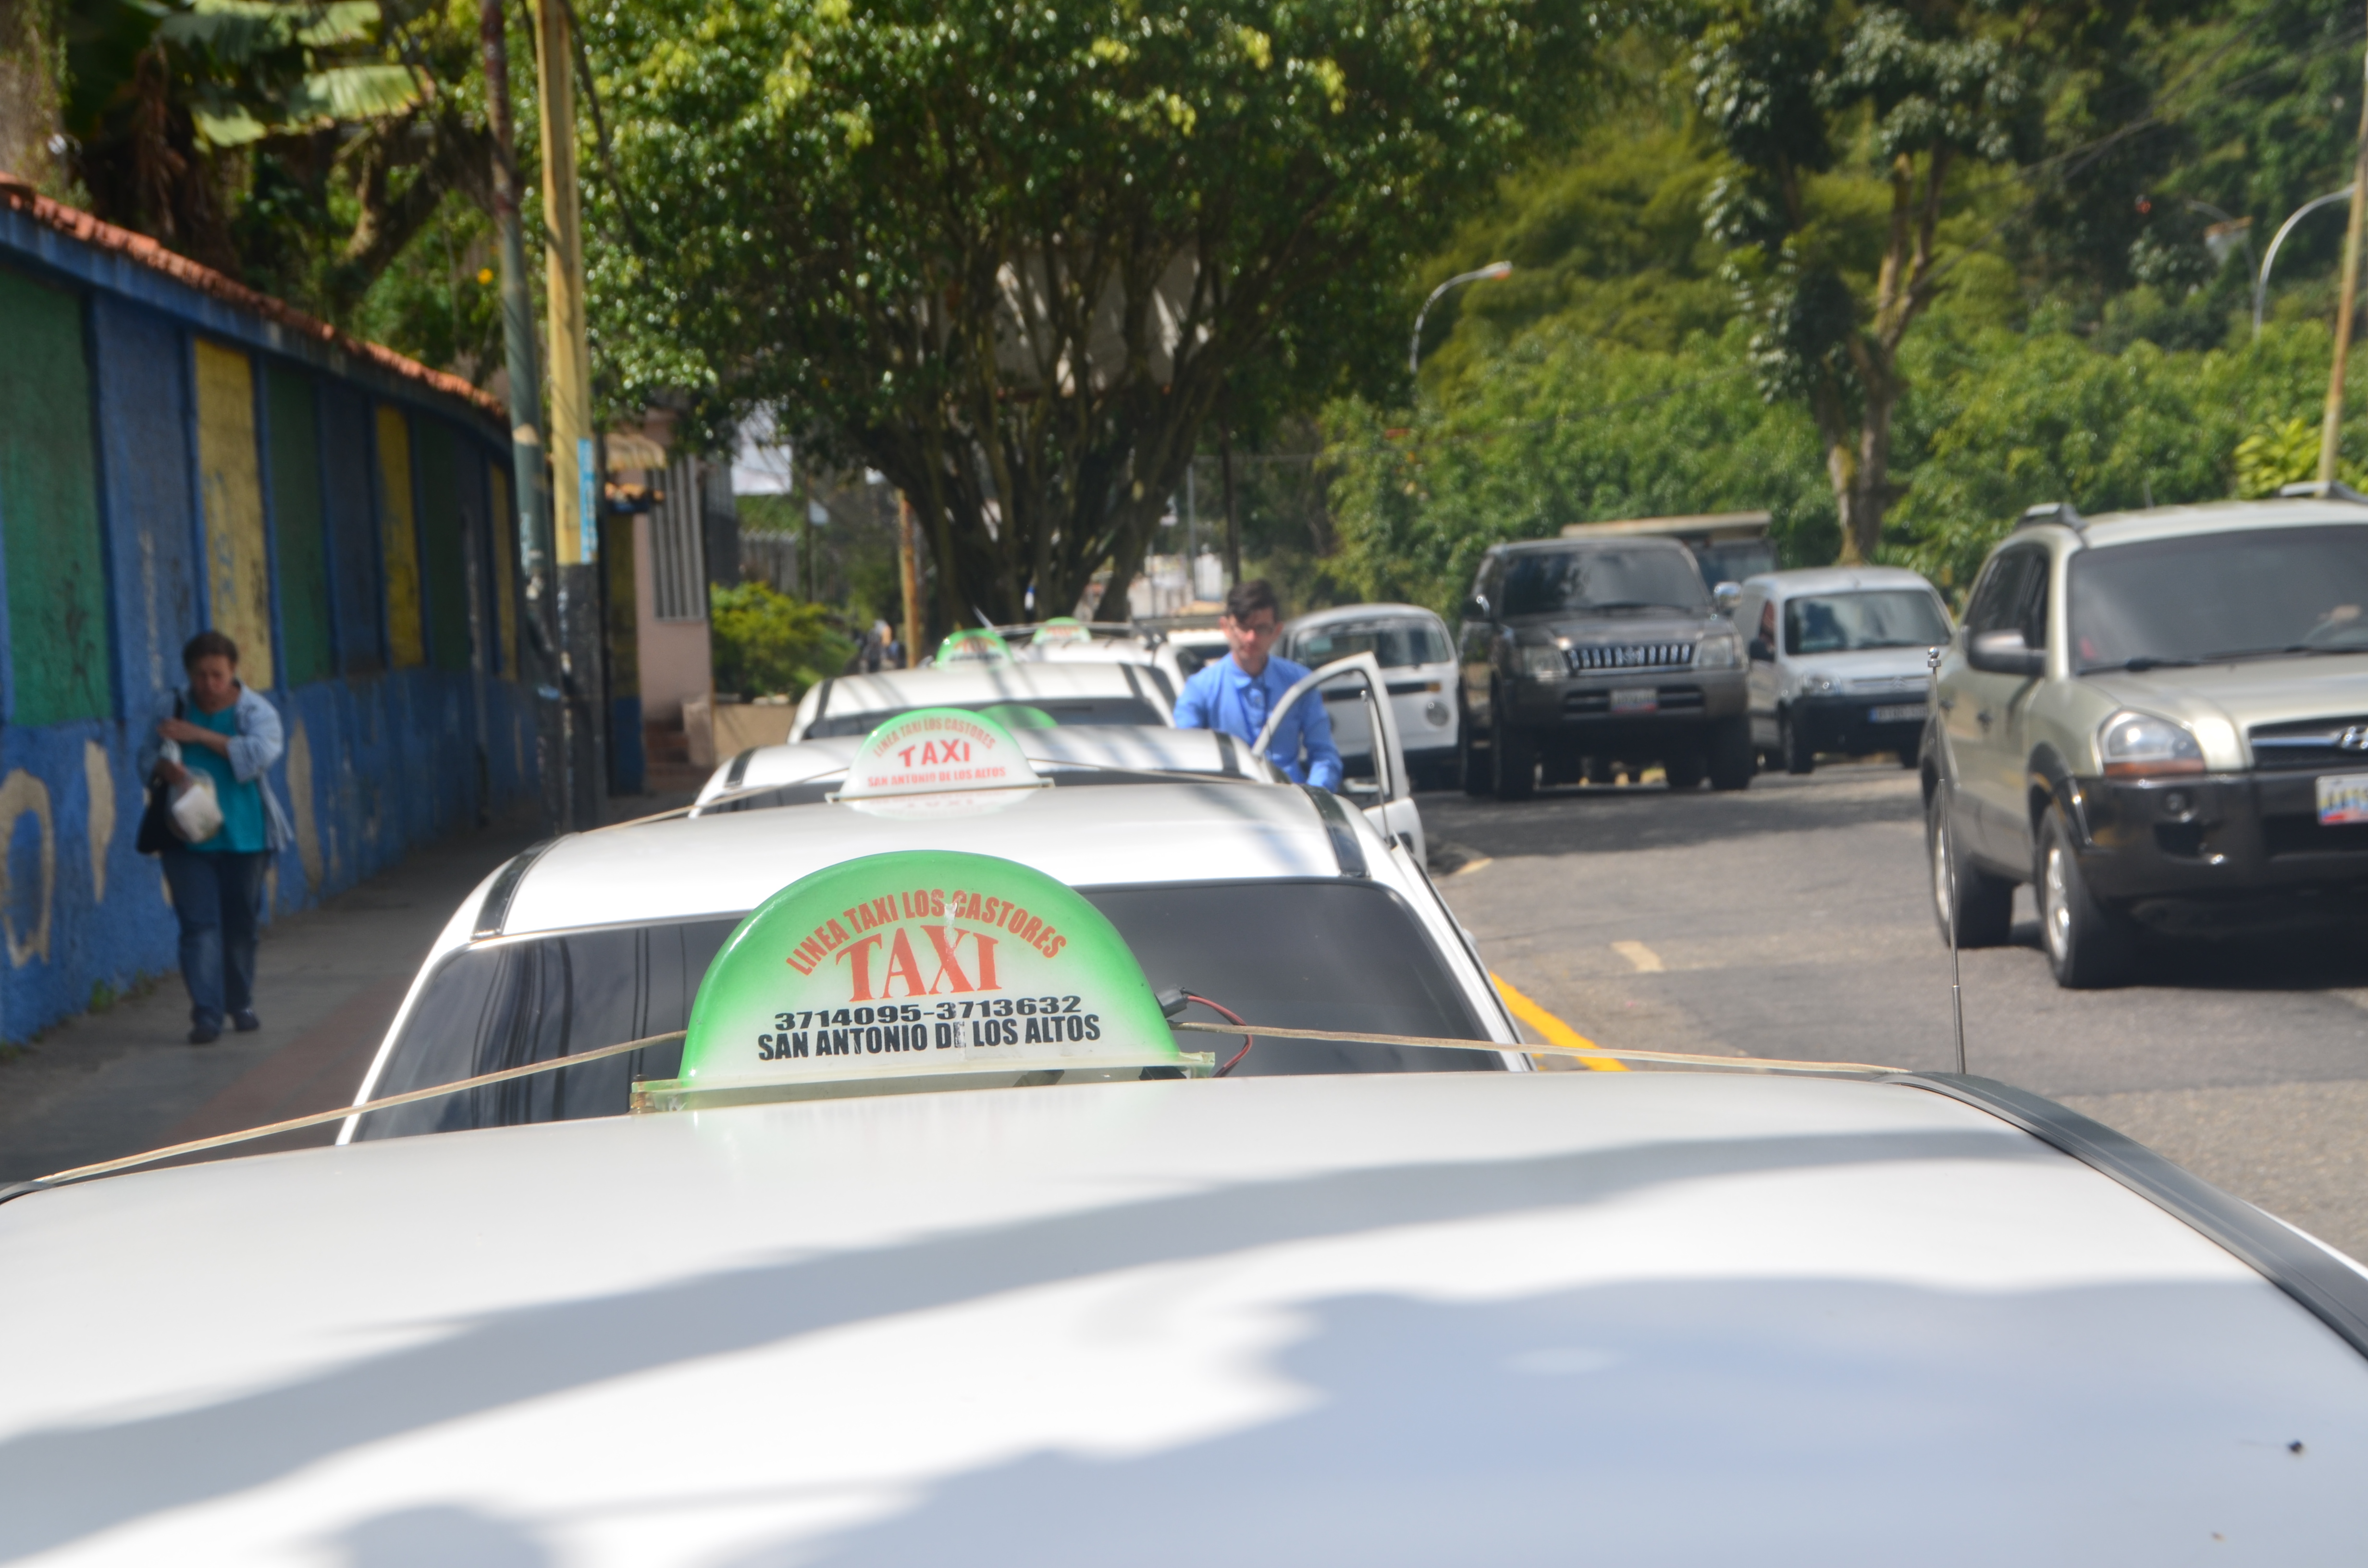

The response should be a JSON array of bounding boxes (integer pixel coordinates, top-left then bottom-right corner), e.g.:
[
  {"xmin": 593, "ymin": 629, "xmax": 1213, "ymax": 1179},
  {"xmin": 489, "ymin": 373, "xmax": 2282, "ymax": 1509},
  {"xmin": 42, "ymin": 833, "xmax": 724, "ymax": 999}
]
[{"xmin": 140, "ymin": 631, "xmax": 294, "ymax": 1044}]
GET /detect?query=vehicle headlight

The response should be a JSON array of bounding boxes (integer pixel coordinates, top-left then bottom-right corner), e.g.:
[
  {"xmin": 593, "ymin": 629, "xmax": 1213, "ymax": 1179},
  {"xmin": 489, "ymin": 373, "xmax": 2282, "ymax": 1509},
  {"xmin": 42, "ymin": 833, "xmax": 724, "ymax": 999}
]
[
  {"xmin": 1423, "ymin": 698, "xmax": 1451, "ymax": 727},
  {"xmin": 2100, "ymin": 710, "xmax": 2204, "ymax": 779},
  {"xmin": 1800, "ymin": 673, "xmax": 1838, "ymax": 696},
  {"xmin": 1693, "ymin": 632, "xmax": 1741, "ymax": 670},
  {"xmin": 1518, "ymin": 645, "xmax": 1568, "ymax": 680}
]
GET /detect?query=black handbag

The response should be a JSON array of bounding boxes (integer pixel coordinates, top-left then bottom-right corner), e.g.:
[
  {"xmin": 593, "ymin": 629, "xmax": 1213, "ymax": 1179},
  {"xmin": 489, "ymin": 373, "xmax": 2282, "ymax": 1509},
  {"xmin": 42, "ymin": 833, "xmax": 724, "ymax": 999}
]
[{"xmin": 135, "ymin": 696, "xmax": 183, "ymax": 857}]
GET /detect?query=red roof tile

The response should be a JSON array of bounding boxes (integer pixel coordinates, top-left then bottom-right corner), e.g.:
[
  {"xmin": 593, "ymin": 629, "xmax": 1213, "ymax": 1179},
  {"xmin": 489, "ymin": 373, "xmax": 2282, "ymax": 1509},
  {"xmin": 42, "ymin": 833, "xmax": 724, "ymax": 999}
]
[{"xmin": 0, "ymin": 172, "xmax": 504, "ymax": 425}]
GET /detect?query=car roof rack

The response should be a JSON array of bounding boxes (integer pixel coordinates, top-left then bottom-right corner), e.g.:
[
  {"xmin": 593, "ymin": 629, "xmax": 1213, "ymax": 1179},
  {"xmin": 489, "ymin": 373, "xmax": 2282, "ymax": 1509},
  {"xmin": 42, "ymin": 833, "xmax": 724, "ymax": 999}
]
[
  {"xmin": 2276, "ymin": 480, "xmax": 2368, "ymax": 504},
  {"xmin": 2015, "ymin": 501, "xmax": 2084, "ymax": 531}
]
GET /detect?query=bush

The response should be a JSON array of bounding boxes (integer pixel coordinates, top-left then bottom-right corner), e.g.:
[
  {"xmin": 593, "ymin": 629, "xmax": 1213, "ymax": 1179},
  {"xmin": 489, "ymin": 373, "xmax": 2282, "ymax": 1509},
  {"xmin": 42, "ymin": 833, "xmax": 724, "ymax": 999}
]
[{"xmin": 707, "ymin": 582, "xmax": 854, "ymax": 700}]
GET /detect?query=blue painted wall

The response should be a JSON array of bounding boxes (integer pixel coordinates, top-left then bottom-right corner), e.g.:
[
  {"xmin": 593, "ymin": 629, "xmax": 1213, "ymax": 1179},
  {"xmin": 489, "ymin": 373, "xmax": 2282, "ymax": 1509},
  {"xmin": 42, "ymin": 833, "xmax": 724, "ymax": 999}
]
[{"xmin": 0, "ymin": 208, "xmax": 536, "ymax": 1042}]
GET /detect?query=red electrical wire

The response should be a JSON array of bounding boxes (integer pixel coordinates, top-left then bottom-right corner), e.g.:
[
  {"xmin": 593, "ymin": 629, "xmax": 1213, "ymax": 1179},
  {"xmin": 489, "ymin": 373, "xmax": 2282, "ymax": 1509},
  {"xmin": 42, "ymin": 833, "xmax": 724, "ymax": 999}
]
[{"xmin": 1186, "ymin": 993, "xmax": 1255, "ymax": 1077}]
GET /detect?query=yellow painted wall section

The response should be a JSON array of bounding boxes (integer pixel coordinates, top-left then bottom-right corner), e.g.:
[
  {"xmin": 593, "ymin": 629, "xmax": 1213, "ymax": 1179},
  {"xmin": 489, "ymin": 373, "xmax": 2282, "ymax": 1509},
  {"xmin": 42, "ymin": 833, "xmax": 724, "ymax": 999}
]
[
  {"xmin": 490, "ymin": 465, "xmax": 518, "ymax": 674},
  {"xmin": 192, "ymin": 340, "xmax": 275, "ymax": 689},
  {"xmin": 376, "ymin": 404, "xmax": 424, "ymax": 668}
]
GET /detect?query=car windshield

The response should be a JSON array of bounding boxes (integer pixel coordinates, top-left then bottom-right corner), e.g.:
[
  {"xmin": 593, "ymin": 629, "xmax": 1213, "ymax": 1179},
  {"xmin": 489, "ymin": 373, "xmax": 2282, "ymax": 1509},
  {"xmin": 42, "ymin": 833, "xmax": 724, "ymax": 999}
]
[
  {"xmin": 1783, "ymin": 591, "xmax": 1950, "ymax": 654},
  {"xmin": 808, "ymin": 695, "xmax": 1166, "ymax": 737},
  {"xmin": 352, "ymin": 880, "xmax": 1498, "ymax": 1139},
  {"xmin": 1292, "ymin": 620, "xmax": 1451, "ymax": 668},
  {"xmin": 1500, "ymin": 547, "xmax": 1710, "ymax": 616},
  {"xmin": 2069, "ymin": 525, "xmax": 2368, "ymax": 671}
]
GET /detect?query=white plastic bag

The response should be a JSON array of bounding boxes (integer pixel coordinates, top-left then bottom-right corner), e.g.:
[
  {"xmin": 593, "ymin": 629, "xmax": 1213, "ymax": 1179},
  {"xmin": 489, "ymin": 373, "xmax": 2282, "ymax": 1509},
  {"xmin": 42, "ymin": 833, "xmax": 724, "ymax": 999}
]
[{"xmin": 169, "ymin": 770, "xmax": 223, "ymax": 845}]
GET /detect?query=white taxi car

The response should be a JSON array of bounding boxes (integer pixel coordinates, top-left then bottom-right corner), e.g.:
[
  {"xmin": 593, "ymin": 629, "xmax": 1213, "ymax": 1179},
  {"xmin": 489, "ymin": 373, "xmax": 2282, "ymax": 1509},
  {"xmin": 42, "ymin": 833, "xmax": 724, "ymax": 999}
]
[
  {"xmin": 1282, "ymin": 603, "xmax": 1462, "ymax": 789},
  {"xmin": 342, "ymin": 716, "xmax": 1503, "ymax": 1144},
  {"xmin": 789, "ymin": 661, "xmax": 1176, "ymax": 740},
  {"xmin": 6, "ymin": 840, "xmax": 2366, "ymax": 1561}
]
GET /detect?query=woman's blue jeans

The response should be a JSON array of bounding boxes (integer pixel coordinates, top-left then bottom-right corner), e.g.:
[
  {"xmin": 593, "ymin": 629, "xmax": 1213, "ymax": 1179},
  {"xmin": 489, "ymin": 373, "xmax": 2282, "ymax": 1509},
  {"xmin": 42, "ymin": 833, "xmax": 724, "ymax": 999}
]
[{"xmin": 160, "ymin": 848, "xmax": 268, "ymax": 1028}]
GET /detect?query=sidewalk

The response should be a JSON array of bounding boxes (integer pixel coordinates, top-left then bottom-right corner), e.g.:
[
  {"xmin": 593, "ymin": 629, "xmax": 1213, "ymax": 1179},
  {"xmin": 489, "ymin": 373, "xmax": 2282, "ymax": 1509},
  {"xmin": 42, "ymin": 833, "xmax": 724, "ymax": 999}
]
[{"xmin": 0, "ymin": 784, "xmax": 695, "ymax": 1186}]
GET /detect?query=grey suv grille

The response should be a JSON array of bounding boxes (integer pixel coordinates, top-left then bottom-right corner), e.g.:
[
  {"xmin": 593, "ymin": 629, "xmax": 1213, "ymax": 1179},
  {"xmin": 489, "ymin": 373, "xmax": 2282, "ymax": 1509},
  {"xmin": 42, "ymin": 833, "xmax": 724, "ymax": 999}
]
[
  {"xmin": 2249, "ymin": 714, "xmax": 2368, "ymax": 771},
  {"xmin": 1567, "ymin": 642, "xmax": 1695, "ymax": 673}
]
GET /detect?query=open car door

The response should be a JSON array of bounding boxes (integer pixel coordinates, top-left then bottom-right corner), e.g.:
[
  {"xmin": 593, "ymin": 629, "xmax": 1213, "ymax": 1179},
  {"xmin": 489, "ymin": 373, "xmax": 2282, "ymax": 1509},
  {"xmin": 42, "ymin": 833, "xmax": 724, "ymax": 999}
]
[{"xmin": 1256, "ymin": 653, "xmax": 1425, "ymax": 864}]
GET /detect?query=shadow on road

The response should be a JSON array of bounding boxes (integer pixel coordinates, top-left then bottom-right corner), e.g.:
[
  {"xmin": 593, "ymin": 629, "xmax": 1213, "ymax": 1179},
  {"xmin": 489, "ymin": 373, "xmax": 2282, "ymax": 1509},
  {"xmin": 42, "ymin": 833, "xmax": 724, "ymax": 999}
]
[{"xmin": 1420, "ymin": 772, "xmax": 1924, "ymax": 859}]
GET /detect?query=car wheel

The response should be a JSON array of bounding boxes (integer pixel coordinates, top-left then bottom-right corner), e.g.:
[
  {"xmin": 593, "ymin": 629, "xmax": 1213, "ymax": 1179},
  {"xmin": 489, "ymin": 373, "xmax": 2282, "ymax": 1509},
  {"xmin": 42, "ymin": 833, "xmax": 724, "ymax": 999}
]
[
  {"xmin": 1926, "ymin": 784, "xmax": 2011, "ymax": 947},
  {"xmin": 1781, "ymin": 710, "xmax": 1815, "ymax": 775},
  {"xmin": 1491, "ymin": 705, "xmax": 1537, "ymax": 802},
  {"xmin": 2038, "ymin": 810, "xmax": 2133, "ymax": 988},
  {"xmin": 1707, "ymin": 716, "xmax": 1754, "ymax": 791},
  {"xmin": 1664, "ymin": 751, "xmax": 1706, "ymax": 790},
  {"xmin": 1459, "ymin": 708, "xmax": 1489, "ymax": 797}
]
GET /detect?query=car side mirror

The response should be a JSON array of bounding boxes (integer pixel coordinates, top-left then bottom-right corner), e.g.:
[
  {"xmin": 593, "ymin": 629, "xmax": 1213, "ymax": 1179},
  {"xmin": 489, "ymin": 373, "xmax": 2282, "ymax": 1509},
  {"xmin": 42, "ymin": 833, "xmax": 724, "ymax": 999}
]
[
  {"xmin": 1464, "ymin": 594, "xmax": 1490, "ymax": 621},
  {"xmin": 1747, "ymin": 637, "xmax": 1774, "ymax": 663},
  {"xmin": 1713, "ymin": 582, "xmax": 1742, "ymax": 614},
  {"xmin": 1966, "ymin": 628, "xmax": 2044, "ymax": 676}
]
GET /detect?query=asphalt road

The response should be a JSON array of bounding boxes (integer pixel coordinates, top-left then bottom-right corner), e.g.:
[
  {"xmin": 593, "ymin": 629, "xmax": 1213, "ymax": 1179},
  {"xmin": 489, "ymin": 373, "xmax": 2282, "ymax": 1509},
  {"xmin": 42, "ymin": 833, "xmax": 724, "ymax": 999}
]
[{"xmin": 1428, "ymin": 760, "xmax": 2368, "ymax": 1261}]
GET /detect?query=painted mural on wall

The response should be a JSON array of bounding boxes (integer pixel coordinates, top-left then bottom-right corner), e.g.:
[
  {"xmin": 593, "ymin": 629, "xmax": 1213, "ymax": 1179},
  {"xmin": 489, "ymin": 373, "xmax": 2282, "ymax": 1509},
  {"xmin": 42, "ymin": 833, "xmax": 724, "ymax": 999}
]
[{"xmin": 0, "ymin": 195, "xmax": 538, "ymax": 1043}]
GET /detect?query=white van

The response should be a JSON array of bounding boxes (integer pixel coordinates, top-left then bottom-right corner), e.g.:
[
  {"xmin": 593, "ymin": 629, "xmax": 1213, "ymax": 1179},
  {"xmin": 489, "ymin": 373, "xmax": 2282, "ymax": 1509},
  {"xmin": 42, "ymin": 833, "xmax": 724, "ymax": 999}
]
[
  {"xmin": 1281, "ymin": 603, "xmax": 1461, "ymax": 789},
  {"xmin": 1732, "ymin": 566, "xmax": 1952, "ymax": 774}
]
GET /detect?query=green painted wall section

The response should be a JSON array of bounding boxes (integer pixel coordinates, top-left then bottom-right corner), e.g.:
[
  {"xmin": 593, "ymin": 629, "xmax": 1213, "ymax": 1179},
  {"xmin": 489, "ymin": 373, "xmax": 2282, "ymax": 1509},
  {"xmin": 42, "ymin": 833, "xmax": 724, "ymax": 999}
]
[
  {"xmin": 376, "ymin": 404, "xmax": 424, "ymax": 668},
  {"xmin": 193, "ymin": 339, "xmax": 275, "ymax": 690},
  {"xmin": 266, "ymin": 365, "xmax": 333, "ymax": 686},
  {"xmin": 0, "ymin": 268, "xmax": 111, "ymax": 724},
  {"xmin": 413, "ymin": 418, "xmax": 470, "ymax": 673}
]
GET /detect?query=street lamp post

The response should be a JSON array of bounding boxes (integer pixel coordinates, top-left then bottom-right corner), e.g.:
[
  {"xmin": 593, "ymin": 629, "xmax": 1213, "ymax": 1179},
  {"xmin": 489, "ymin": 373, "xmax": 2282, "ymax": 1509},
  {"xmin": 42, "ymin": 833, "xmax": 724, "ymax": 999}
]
[
  {"xmin": 1409, "ymin": 261, "xmax": 1513, "ymax": 377},
  {"xmin": 2257, "ymin": 186, "xmax": 2357, "ymax": 339}
]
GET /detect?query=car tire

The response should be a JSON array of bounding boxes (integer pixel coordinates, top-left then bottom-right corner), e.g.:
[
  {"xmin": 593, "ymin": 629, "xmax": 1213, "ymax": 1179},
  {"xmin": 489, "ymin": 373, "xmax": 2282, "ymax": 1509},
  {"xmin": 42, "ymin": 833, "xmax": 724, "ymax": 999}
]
[
  {"xmin": 1491, "ymin": 706, "xmax": 1537, "ymax": 802},
  {"xmin": 1707, "ymin": 716, "xmax": 1754, "ymax": 791},
  {"xmin": 1459, "ymin": 709, "xmax": 1490, "ymax": 797},
  {"xmin": 2038, "ymin": 810, "xmax": 2134, "ymax": 988},
  {"xmin": 1781, "ymin": 710, "xmax": 1815, "ymax": 775},
  {"xmin": 1664, "ymin": 751, "xmax": 1706, "ymax": 790},
  {"xmin": 1926, "ymin": 786, "xmax": 2012, "ymax": 948}
]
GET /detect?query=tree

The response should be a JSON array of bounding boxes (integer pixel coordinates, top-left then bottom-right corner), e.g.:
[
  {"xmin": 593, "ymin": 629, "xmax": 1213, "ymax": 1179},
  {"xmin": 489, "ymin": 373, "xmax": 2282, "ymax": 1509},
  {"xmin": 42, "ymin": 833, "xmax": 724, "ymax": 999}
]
[
  {"xmin": 58, "ymin": 0, "xmax": 482, "ymax": 312},
  {"xmin": 587, "ymin": 0, "xmax": 1601, "ymax": 625},
  {"xmin": 1687, "ymin": 0, "xmax": 2172, "ymax": 562}
]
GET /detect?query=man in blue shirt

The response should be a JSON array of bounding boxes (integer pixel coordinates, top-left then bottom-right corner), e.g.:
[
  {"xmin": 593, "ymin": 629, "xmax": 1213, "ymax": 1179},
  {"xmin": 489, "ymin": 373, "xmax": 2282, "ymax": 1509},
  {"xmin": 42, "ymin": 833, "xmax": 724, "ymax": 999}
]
[{"xmin": 1172, "ymin": 580, "xmax": 1344, "ymax": 790}]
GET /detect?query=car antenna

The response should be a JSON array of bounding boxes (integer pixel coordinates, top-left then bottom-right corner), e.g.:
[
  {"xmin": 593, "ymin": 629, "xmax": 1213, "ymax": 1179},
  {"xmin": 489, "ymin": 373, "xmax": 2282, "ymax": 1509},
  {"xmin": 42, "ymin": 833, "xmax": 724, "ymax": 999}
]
[{"xmin": 1930, "ymin": 644, "xmax": 1968, "ymax": 1076}]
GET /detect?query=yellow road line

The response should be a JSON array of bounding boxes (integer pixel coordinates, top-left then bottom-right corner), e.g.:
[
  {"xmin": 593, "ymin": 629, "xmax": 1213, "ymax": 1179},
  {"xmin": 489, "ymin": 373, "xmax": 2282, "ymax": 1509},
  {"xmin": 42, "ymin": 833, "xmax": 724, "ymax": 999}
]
[{"xmin": 1490, "ymin": 972, "xmax": 1626, "ymax": 1072}]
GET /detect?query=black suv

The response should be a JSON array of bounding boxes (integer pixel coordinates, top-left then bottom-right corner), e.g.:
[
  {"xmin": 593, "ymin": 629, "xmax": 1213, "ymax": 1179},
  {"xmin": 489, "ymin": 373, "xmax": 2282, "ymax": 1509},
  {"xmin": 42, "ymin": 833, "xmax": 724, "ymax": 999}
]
[{"xmin": 1457, "ymin": 537, "xmax": 1752, "ymax": 800}]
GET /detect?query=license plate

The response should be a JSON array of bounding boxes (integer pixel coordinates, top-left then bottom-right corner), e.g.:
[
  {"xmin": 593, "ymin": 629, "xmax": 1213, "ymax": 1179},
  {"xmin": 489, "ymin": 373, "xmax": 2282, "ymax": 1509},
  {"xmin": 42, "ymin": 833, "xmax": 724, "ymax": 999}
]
[
  {"xmin": 1868, "ymin": 703, "xmax": 1927, "ymax": 724},
  {"xmin": 2318, "ymin": 773, "xmax": 2368, "ymax": 825},
  {"xmin": 1609, "ymin": 687, "xmax": 1657, "ymax": 715}
]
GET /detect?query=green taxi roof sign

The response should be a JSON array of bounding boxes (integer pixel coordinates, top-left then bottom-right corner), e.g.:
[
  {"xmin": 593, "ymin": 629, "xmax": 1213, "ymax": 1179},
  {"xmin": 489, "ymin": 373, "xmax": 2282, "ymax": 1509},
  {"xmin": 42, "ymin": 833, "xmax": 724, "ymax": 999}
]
[
  {"xmin": 936, "ymin": 627, "xmax": 1013, "ymax": 665},
  {"xmin": 838, "ymin": 707, "xmax": 1043, "ymax": 799},
  {"xmin": 1031, "ymin": 616, "xmax": 1091, "ymax": 646},
  {"xmin": 639, "ymin": 850, "xmax": 1205, "ymax": 1111}
]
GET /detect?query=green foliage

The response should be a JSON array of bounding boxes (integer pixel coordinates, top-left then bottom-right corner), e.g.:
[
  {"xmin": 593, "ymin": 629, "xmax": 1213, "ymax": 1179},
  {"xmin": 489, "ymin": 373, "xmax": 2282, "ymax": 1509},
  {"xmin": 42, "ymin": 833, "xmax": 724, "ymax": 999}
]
[
  {"xmin": 1891, "ymin": 322, "xmax": 2352, "ymax": 591},
  {"xmin": 1325, "ymin": 319, "xmax": 1833, "ymax": 615},
  {"xmin": 585, "ymin": 0, "xmax": 1609, "ymax": 625},
  {"xmin": 706, "ymin": 582, "xmax": 856, "ymax": 701}
]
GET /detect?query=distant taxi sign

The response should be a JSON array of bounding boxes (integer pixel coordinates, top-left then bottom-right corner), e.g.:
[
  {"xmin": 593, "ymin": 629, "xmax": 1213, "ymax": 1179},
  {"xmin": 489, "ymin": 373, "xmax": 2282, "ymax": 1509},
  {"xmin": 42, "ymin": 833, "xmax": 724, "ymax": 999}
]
[
  {"xmin": 937, "ymin": 627, "xmax": 1014, "ymax": 665},
  {"xmin": 1031, "ymin": 616, "xmax": 1092, "ymax": 647},
  {"xmin": 838, "ymin": 707, "xmax": 1043, "ymax": 799},
  {"xmin": 644, "ymin": 850, "xmax": 1197, "ymax": 1109}
]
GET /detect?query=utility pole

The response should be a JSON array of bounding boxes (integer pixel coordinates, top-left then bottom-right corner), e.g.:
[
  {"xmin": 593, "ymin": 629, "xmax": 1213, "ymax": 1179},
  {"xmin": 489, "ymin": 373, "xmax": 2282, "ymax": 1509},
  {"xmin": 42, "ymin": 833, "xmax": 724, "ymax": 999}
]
[
  {"xmin": 533, "ymin": 0, "xmax": 603, "ymax": 827},
  {"xmin": 479, "ymin": 0, "xmax": 564, "ymax": 834},
  {"xmin": 898, "ymin": 492, "xmax": 922, "ymax": 667},
  {"xmin": 2322, "ymin": 43, "xmax": 2368, "ymax": 484}
]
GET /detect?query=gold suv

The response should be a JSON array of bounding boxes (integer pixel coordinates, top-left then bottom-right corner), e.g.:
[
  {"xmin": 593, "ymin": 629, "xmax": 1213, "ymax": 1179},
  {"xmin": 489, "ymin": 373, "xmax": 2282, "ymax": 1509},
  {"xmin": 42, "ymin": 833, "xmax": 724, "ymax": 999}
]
[{"xmin": 1926, "ymin": 490, "xmax": 2368, "ymax": 986}]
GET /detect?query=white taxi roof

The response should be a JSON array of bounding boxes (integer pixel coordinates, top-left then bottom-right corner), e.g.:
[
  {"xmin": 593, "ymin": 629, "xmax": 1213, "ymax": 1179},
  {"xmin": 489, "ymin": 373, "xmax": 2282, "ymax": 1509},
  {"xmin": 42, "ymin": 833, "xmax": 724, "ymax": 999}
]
[
  {"xmin": 793, "ymin": 662, "xmax": 1172, "ymax": 740},
  {"xmin": 697, "ymin": 727, "xmax": 1273, "ymax": 806},
  {"xmin": 1285, "ymin": 601, "xmax": 1448, "ymax": 632},
  {"xmin": 6, "ymin": 1070, "xmax": 2363, "ymax": 1563},
  {"xmin": 500, "ymin": 782, "xmax": 1354, "ymax": 937},
  {"xmin": 1740, "ymin": 565, "xmax": 1939, "ymax": 599}
]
